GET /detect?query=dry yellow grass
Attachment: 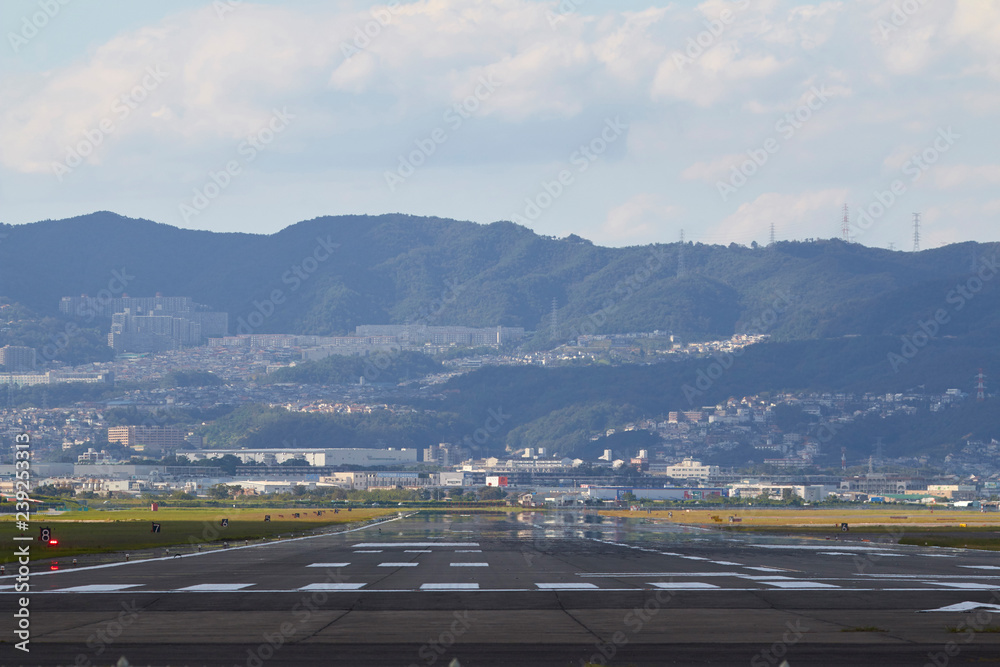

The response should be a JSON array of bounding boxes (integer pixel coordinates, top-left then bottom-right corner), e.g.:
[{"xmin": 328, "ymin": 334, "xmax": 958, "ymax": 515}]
[{"xmin": 598, "ymin": 507, "xmax": 1000, "ymax": 528}]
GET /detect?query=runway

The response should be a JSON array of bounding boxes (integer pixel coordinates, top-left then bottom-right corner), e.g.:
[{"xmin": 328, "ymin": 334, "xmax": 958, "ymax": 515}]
[{"xmin": 5, "ymin": 511, "xmax": 1000, "ymax": 666}]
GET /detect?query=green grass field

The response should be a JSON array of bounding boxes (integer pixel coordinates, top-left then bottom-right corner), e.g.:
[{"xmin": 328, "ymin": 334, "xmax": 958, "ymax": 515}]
[{"xmin": 0, "ymin": 507, "xmax": 397, "ymax": 562}]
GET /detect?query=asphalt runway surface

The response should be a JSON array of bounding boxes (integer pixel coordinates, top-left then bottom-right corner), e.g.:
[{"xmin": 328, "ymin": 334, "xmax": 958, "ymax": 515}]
[{"xmin": 4, "ymin": 511, "xmax": 1000, "ymax": 666}]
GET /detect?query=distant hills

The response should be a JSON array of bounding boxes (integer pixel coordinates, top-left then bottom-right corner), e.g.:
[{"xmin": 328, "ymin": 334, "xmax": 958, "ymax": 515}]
[{"xmin": 2, "ymin": 212, "xmax": 998, "ymax": 347}]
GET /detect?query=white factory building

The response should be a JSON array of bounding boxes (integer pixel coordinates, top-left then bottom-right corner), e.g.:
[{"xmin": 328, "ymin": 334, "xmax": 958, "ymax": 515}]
[{"xmin": 183, "ymin": 447, "xmax": 418, "ymax": 467}]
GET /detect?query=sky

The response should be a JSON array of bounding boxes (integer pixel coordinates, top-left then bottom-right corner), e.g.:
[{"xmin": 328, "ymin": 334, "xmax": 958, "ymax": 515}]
[{"xmin": 1, "ymin": 0, "xmax": 998, "ymax": 249}]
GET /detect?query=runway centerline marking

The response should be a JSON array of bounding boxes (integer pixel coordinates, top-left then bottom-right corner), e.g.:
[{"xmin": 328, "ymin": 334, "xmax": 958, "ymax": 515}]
[
  {"xmin": 455, "ymin": 549, "xmax": 482, "ymax": 553},
  {"xmin": 923, "ymin": 582, "xmax": 1000, "ymax": 590},
  {"xmin": 405, "ymin": 550, "xmax": 433, "ymax": 553},
  {"xmin": 51, "ymin": 584, "xmax": 143, "ymax": 593},
  {"xmin": 536, "ymin": 583, "xmax": 599, "ymax": 590},
  {"xmin": 178, "ymin": 583, "xmax": 254, "ymax": 592},
  {"xmin": 650, "ymin": 582, "xmax": 720, "ymax": 590},
  {"xmin": 420, "ymin": 583, "xmax": 479, "ymax": 590},
  {"xmin": 354, "ymin": 550, "xmax": 382, "ymax": 553},
  {"xmin": 299, "ymin": 583, "xmax": 366, "ymax": 591},
  {"xmin": 761, "ymin": 581, "xmax": 840, "ymax": 589},
  {"xmin": 355, "ymin": 542, "xmax": 477, "ymax": 548},
  {"xmin": 919, "ymin": 602, "xmax": 1000, "ymax": 613},
  {"xmin": 307, "ymin": 563, "xmax": 350, "ymax": 568},
  {"xmin": 450, "ymin": 562, "xmax": 488, "ymax": 567},
  {"xmin": 379, "ymin": 562, "xmax": 419, "ymax": 567}
]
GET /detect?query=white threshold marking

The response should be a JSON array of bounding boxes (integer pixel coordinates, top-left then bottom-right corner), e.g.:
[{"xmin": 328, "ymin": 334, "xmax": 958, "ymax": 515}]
[
  {"xmin": 379, "ymin": 562, "xmax": 419, "ymax": 567},
  {"xmin": 178, "ymin": 583, "xmax": 254, "ymax": 592},
  {"xmin": 299, "ymin": 583, "xmax": 366, "ymax": 591},
  {"xmin": 536, "ymin": 583, "xmax": 599, "ymax": 590},
  {"xmin": 355, "ymin": 542, "xmax": 477, "ymax": 548},
  {"xmin": 307, "ymin": 563, "xmax": 350, "ymax": 568},
  {"xmin": 354, "ymin": 550, "xmax": 382, "ymax": 553},
  {"xmin": 925, "ymin": 582, "xmax": 1000, "ymax": 590},
  {"xmin": 450, "ymin": 562, "xmax": 488, "ymax": 567},
  {"xmin": 52, "ymin": 584, "xmax": 143, "ymax": 593},
  {"xmin": 405, "ymin": 550, "xmax": 433, "ymax": 553},
  {"xmin": 650, "ymin": 582, "xmax": 720, "ymax": 590},
  {"xmin": 421, "ymin": 583, "xmax": 479, "ymax": 590},
  {"xmin": 920, "ymin": 602, "xmax": 1000, "ymax": 613},
  {"xmin": 761, "ymin": 581, "xmax": 839, "ymax": 589}
]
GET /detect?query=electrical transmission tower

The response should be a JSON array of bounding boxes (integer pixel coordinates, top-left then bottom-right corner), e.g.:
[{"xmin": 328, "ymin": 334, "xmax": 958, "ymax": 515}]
[
  {"xmin": 769, "ymin": 223, "xmax": 776, "ymax": 246},
  {"xmin": 841, "ymin": 204, "xmax": 850, "ymax": 242},
  {"xmin": 912, "ymin": 213, "xmax": 920, "ymax": 252}
]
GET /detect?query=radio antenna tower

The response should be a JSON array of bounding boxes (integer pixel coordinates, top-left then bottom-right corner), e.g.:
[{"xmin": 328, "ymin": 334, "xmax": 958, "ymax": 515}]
[
  {"xmin": 976, "ymin": 368, "xmax": 986, "ymax": 402},
  {"xmin": 912, "ymin": 213, "xmax": 920, "ymax": 252},
  {"xmin": 841, "ymin": 204, "xmax": 850, "ymax": 242},
  {"xmin": 769, "ymin": 223, "xmax": 776, "ymax": 246}
]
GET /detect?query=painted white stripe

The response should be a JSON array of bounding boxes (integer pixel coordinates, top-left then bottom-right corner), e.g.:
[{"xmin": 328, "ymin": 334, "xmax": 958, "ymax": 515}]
[
  {"xmin": 741, "ymin": 575, "xmax": 795, "ymax": 581},
  {"xmin": 307, "ymin": 563, "xmax": 350, "ymax": 568},
  {"xmin": 379, "ymin": 562, "xmax": 419, "ymax": 567},
  {"xmin": 959, "ymin": 565, "xmax": 1000, "ymax": 570},
  {"xmin": 650, "ymin": 582, "xmax": 720, "ymax": 589},
  {"xmin": 920, "ymin": 602, "xmax": 1000, "ymax": 613},
  {"xmin": 354, "ymin": 550, "xmax": 382, "ymax": 553},
  {"xmin": 177, "ymin": 583, "xmax": 253, "ymax": 592},
  {"xmin": 355, "ymin": 542, "xmax": 477, "ymax": 548},
  {"xmin": 761, "ymin": 581, "xmax": 839, "ymax": 589},
  {"xmin": 680, "ymin": 556, "xmax": 711, "ymax": 561},
  {"xmin": 51, "ymin": 584, "xmax": 143, "ymax": 593},
  {"xmin": 0, "ymin": 585, "xmax": 16, "ymax": 591},
  {"xmin": 405, "ymin": 550, "xmax": 432, "ymax": 553},
  {"xmin": 420, "ymin": 583, "xmax": 479, "ymax": 590},
  {"xmin": 450, "ymin": 562, "xmax": 488, "ymax": 567},
  {"xmin": 455, "ymin": 549, "xmax": 482, "ymax": 553},
  {"xmin": 299, "ymin": 583, "xmax": 366, "ymax": 591},
  {"xmin": 709, "ymin": 560, "xmax": 741, "ymax": 566},
  {"xmin": 536, "ymin": 583, "xmax": 599, "ymax": 590},
  {"xmin": 819, "ymin": 552, "xmax": 855, "ymax": 556},
  {"xmin": 925, "ymin": 582, "xmax": 1000, "ymax": 590}
]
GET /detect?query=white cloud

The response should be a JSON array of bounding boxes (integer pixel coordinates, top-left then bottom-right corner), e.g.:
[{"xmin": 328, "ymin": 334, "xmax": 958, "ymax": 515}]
[
  {"xmin": 717, "ymin": 189, "xmax": 849, "ymax": 243},
  {"xmin": 602, "ymin": 193, "xmax": 680, "ymax": 242},
  {"xmin": 681, "ymin": 153, "xmax": 747, "ymax": 182},
  {"xmin": 933, "ymin": 164, "xmax": 1000, "ymax": 189}
]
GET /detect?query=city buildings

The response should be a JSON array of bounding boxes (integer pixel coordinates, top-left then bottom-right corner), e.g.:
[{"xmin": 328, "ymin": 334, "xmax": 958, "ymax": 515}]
[{"xmin": 0, "ymin": 345, "xmax": 36, "ymax": 371}]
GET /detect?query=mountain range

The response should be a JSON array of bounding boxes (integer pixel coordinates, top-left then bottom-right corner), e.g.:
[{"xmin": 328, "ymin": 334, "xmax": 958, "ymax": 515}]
[{"xmin": 2, "ymin": 211, "xmax": 998, "ymax": 348}]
